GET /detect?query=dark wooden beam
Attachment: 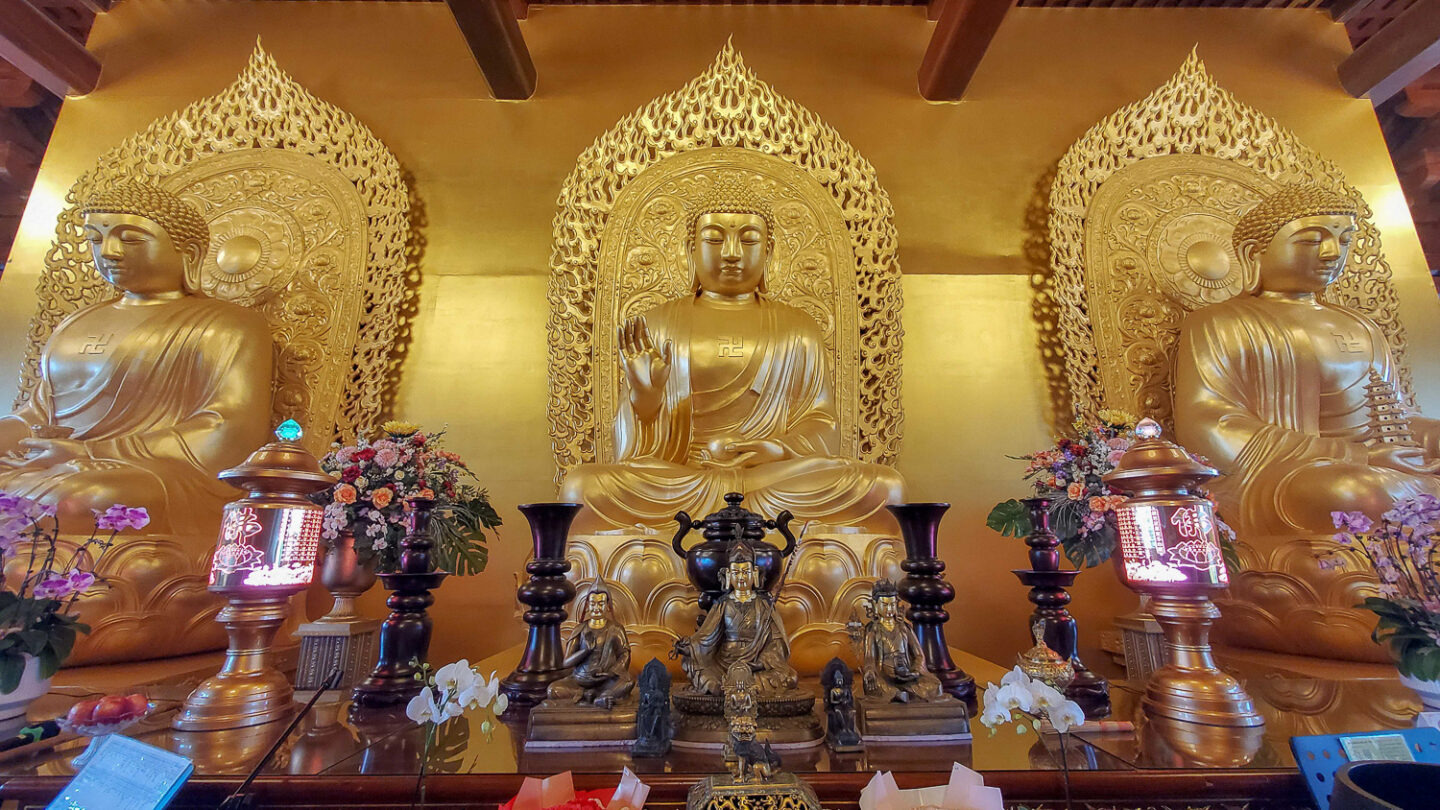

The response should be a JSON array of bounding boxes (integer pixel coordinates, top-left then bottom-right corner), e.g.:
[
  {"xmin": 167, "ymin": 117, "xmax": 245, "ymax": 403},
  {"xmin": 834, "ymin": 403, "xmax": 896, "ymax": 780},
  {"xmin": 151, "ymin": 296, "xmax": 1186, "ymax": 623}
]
[
  {"xmin": 918, "ymin": 0, "xmax": 1014, "ymax": 101},
  {"xmin": 0, "ymin": 1, "xmax": 99, "ymax": 98},
  {"xmin": 444, "ymin": 0, "xmax": 536, "ymax": 101},
  {"xmin": 511, "ymin": 0, "xmax": 528, "ymax": 20},
  {"xmin": 1327, "ymin": 0, "xmax": 1379, "ymax": 24},
  {"xmin": 1338, "ymin": 0, "xmax": 1440, "ymax": 104},
  {"xmin": 927, "ymin": 0, "xmax": 949, "ymax": 22}
]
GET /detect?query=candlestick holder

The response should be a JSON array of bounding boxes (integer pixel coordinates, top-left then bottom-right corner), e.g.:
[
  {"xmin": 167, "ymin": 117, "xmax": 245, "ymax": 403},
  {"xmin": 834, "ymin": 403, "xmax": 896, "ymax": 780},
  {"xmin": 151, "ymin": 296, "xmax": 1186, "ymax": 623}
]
[
  {"xmin": 1011, "ymin": 496, "xmax": 1110, "ymax": 718},
  {"xmin": 350, "ymin": 498, "xmax": 448, "ymax": 710},
  {"xmin": 499, "ymin": 502, "xmax": 581, "ymax": 709},
  {"xmin": 887, "ymin": 502, "xmax": 975, "ymax": 711}
]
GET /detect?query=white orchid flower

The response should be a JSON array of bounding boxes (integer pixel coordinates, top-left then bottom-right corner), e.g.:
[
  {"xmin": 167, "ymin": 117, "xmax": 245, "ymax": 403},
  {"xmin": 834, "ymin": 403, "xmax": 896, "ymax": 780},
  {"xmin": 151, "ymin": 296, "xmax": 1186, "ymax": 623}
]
[
  {"xmin": 994, "ymin": 682, "xmax": 1036, "ymax": 714},
  {"xmin": 979, "ymin": 701, "xmax": 1011, "ymax": 730},
  {"xmin": 1000, "ymin": 666, "xmax": 1030, "ymax": 689},
  {"xmin": 1028, "ymin": 681, "xmax": 1068, "ymax": 712},
  {"xmin": 406, "ymin": 687, "xmax": 442, "ymax": 725},
  {"xmin": 434, "ymin": 659, "xmax": 478, "ymax": 696},
  {"xmin": 1047, "ymin": 698, "xmax": 1086, "ymax": 733},
  {"xmin": 493, "ymin": 691, "xmax": 509, "ymax": 715}
]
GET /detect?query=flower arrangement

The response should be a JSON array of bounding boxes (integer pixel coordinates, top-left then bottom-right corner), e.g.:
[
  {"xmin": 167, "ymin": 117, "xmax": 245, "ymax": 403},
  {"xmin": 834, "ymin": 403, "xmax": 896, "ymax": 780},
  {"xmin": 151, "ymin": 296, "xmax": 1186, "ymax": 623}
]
[
  {"xmin": 406, "ymin": 659, "xmax": 509, "ymax": 805},
  {"xmin": 0, "ymin": 493, "xmax": 148, "ymax": 692},
  {"xmin": 313, "ymin": 421, "xmax": 501, "ymax": 574},
  {"xmin": 1325, "ymin": 494, "xmax": 1440, "ymax": 680},
  {"xmin": 985, "ymin": 411, "xmax": 1138, "ymax": 567},
  {"xmin": 987, "ymin": 411, "xmax": 1238, "ymax": 570},
  {"xmin": 979, "ymin": 667, "xmax": 1087, "ymax": 810}
]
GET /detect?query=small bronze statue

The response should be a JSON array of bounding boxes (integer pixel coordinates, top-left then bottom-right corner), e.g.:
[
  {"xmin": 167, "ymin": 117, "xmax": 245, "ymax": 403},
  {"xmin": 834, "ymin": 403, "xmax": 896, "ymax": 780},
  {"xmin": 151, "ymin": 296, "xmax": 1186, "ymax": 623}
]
[
  {"xmin": 633, "ymin": 658, "xmax": 673, "ymax": 757},
  {"xmin": 673, "ymin": 541, "xmax": 798, "ymax": 696},
  {"xmin": 724, "ymin": 663, "xmax": 781, "ymax": 783},
  {"xmin": 821, "ymin": 657, "xmax": 862, "ymax": 753},
  {"xmin": 546, "ymin": 583, "xmax": 634, "ymax": 709},
  {"xmin": 858, "ymin": 579, "xmax": 945, "ymax": 703}
]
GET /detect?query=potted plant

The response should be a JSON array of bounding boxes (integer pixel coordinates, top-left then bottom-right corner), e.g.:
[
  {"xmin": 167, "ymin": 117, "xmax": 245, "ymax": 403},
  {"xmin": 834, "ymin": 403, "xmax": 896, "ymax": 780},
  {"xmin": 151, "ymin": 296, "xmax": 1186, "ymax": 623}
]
[
  {"xmin": 1326, "ymin": 495, "xmax": 1440, "ymax": 708},
  {"xmin": 312, "ymin": 421, "xmax": 501, "ymax": 583},
  {"xmin": 0, "ymin": 494, "xmax": 148, "ymax": 720}
]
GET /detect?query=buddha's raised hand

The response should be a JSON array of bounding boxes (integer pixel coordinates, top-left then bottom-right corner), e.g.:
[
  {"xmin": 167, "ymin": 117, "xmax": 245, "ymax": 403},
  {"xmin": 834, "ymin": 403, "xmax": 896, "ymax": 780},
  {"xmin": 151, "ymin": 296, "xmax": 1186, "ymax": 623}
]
[{"xmin": 619, "ymin": 316, "xmax": 672, "ymax": 419}]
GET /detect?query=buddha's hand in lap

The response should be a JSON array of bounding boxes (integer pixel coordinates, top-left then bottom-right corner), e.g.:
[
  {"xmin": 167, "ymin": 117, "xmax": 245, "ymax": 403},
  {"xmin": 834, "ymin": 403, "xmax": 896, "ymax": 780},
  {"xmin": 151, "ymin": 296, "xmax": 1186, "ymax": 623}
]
[
  {"xmin": 0, "ymin": 437, "xmax": 86, "ymax": 470},
  {"xmin": 1368, "ymin": 444, "xmax": 1440, "ymax": 476},
  {"xmin": 619, "ymin": 316, "xmax": 672, "ymax": 419},
  {"xmin": 700, "ymin": 438, "xmax": 787, "ymax": 469}
]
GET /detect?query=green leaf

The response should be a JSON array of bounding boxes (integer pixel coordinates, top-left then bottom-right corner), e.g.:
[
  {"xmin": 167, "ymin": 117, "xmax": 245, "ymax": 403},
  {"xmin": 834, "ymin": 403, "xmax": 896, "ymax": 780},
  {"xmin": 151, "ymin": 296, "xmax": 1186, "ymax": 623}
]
[
  {"xmin": 0, "ymin": 654, "xmax": 22, "ymax": 694},
  {"xmin": 986, "ymin": 500, "xmax": 1031, "ymax": 538},
  {"xmin": 37, "ymin": 647, "xmax": 60, "ymax": 679}
]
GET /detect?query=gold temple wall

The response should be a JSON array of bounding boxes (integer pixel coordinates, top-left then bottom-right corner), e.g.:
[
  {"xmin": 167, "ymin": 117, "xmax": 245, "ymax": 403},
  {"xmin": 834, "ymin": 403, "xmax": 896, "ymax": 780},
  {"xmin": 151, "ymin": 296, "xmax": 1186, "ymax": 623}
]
[{"xmin": 1, "ymin": 0, "xmax": 1435, "ymax": 671}]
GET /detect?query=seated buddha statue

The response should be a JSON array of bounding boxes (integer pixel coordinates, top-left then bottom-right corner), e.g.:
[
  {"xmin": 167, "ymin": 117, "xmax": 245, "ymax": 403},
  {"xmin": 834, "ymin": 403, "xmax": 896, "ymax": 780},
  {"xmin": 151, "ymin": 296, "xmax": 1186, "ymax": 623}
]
[
  {"xmin": 561, "ymin": 178, "xmax": 903, "ymax": 530},
  {"xmin": 0, "ymin": 181, "xmax": 273, "ymax": 660},
  {"xmin": 1174, "ymin": 183, "xmax": 1440, "ymax": 536},
  {"xmin": 673, "ymin": 542, "xmax": 798, "ymax": 696}
]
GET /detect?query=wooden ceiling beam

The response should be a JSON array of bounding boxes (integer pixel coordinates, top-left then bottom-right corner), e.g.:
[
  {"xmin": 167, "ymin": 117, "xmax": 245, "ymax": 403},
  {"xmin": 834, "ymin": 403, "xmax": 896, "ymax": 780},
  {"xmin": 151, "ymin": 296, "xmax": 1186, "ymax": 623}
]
[
  {"xmin": 918, "ymin": 0, "xmax": 1015, "ymax": 101},
  {"xmin": 1327, "ymin": 0, "xmax": 1379, "ymax": 24},
  {"xmin": 0, "ymin": 1, "xmax": 99, "ymax": 98},
  {"xmin": 1338, "ymin": 0, "xmax": 1440, "ymax": 104},
  {"xmin": 444, "ymin": 0, "xmax": 537, "ymax": 100}
]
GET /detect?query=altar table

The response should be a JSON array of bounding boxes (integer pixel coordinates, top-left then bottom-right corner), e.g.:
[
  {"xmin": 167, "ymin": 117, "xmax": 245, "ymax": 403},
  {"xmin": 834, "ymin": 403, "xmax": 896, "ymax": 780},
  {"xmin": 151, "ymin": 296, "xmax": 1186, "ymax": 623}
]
[{"xmin": 0, "ymin": 646, "xmax": 1416, "ymax": 809}]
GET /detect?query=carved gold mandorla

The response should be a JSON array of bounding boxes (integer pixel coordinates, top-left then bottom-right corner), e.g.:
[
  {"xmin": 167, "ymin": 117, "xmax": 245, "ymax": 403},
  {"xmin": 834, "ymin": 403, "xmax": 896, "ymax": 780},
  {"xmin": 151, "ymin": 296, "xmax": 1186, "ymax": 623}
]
[
  {"xmin": 547, "ymin": 40, "xmax": 903, "ymax": 483},
  {"xmin": 21, "ymin": 43, "xmax": 411, "ymax": 453},
  {"xmin": 16, "ymin": 44, "xmax": 411, "ymax": 664},
  {"xmin": 551, "ymin": 42, "xmax": 906, "ymax": 674},
  {"xmin": 1050, "ymin": 51, "xmax": 1408, "ymax": 663},
  {"xmin": 1051, "ymin": 49, "xmax": 1412, "ymax": 428}
]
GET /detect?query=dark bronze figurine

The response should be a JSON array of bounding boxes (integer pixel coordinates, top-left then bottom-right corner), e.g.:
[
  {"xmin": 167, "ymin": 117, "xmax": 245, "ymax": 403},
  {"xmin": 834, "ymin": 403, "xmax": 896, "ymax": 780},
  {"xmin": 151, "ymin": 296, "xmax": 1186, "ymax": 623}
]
[
  {"xmin": 821, "ymin": 657, "xmax": 863, "ymax": 753},
  {"xmin": 632, "ymin": 658, "xmax": 673, "ymax": 756}
]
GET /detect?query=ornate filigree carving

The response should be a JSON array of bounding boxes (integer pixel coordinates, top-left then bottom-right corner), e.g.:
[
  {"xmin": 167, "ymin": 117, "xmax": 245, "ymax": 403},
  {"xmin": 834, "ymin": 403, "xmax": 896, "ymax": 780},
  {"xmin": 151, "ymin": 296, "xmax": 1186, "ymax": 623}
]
[
  {"xmin": 1050, "ymin": 49, "xmax": 1412, "ymax": 425},
  {"xmin": 547, "ymin": 41, "xmax": 903, "ymax": 480},
  {"xmin": 20, "ymin": 43, "xmax": 411, "ymax": 449}
]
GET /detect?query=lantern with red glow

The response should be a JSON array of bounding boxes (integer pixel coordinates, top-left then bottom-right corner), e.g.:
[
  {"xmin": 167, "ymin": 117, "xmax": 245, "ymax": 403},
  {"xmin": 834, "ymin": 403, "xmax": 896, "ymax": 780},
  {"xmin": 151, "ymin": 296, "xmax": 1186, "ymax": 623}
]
[
  {"xmin": 1103, "ymin": 418, "xmax": 1262, "ymax": 729},
  {"xmin": 175, "ymin": 420, "xmax": 336, "ymax": 732}
]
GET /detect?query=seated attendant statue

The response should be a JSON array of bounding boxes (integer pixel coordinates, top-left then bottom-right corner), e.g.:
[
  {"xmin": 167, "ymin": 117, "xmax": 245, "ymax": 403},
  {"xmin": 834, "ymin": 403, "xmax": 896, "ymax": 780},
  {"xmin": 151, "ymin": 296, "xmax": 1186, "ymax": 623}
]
[
  {"xmin": 858, "ymin": 579, "xmax": 944, "ymax": 703},
  {"xmin": 0, "ymin": 180, "xmax": 273, "ymax": 661},
  {"xmin": 546, "ymin": 583, "xmax": 635, "ymax": 709},
  {"xmin": 673, "ymin": 541, "xmax": 798, "ymax": 696},
  {"xmin": 561, "ymin": 177, "xmax": 903, "ymax": 530},
  {"xmin": 1174, "ymin": 183, "xmax": 1440, "ymax": 535}
]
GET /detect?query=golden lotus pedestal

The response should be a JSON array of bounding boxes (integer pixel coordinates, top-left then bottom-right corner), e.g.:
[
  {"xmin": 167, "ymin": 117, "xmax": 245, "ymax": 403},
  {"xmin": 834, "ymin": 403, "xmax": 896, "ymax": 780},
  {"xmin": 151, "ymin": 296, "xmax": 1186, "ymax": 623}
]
[
  {"xmin": 857, "ymin": 696, "xmax": 971, "ymax": 744},
  {"xmin": 174, "ymin": 595, "xmax": 298, "ymax": 732},
  {"xmin": 687, "ymin": 773, "xmax": 822, "ymax": 810},
  {"xmin": 524, "ymin": 698, "xmax": 638, "ymax": 749},
  {"xmin": 565, "ymin": 529, "xmax": 906, "ymax": 675}
]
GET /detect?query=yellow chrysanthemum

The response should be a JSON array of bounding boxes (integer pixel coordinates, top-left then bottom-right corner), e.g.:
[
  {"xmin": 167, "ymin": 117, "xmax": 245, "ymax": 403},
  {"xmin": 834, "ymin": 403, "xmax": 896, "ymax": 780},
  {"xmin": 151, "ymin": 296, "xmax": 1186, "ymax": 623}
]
[
  {"xmin": 380, "ymin": 419, "xmax": 420, "ymax": 437},
  {"xmin": 1095, "ymin": 409, "xmax": 1138, "ymax": 428}
]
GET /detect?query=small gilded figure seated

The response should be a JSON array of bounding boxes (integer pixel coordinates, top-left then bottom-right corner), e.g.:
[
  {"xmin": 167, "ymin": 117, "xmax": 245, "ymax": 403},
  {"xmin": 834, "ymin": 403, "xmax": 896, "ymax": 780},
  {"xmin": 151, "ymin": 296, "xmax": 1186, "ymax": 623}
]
[
  {"xmin": 857, "ymin": 579, "xmax": 944, "ymax": 703},
  {"xmin": 546, "ymin": 583, "xmax": 635, "ymax": 710},
  {"xmin": 672, "ymin": 541, "xmax": 798, "ymax": 696}
]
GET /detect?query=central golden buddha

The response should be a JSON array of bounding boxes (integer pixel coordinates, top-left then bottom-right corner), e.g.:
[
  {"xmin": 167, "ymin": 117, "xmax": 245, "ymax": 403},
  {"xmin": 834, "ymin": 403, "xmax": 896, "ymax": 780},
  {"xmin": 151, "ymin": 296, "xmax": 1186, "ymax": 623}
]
[{"xmin": 562, "ymin": 181, "xmax": 903, "ymax": 530}]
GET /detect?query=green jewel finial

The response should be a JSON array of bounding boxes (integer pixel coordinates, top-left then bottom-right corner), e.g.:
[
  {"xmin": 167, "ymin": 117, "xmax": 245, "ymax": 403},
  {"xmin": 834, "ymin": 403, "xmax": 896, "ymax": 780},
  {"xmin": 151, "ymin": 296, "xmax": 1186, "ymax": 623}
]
[{"xmin": 275, "ymin": 419, "xmax": 303, "ymax": 442}]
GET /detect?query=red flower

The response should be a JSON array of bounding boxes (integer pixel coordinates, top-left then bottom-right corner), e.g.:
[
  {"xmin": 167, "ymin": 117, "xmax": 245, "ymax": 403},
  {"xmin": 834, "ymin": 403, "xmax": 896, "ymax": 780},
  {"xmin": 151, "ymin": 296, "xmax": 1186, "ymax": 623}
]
[
  {"xmin": 413, "ymin": 434, "xmax": 427, "ymax": 446},
  {"xmin": 355, "ymin": 448, "xmax": 377, "ymax": 462},
  {"xmin": 342, "ymin": 465, "xmax": 361, "ymax": 483}
]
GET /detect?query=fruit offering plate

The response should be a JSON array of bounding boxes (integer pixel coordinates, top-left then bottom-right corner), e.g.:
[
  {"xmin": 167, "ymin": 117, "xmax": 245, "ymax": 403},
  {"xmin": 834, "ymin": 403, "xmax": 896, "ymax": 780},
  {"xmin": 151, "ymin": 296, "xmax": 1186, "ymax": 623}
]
[{"xmin": 58, "ymin": 693, "xmax": 155, "ymax": 737}]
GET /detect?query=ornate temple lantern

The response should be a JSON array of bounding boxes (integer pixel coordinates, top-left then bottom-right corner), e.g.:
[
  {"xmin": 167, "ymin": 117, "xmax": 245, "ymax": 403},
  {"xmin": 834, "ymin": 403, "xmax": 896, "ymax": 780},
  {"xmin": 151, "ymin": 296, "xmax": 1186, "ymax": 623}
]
[
  {"xmin": 175, "ymin": 420, "xmax": 336, "ymax": 732},
  {"xmin": 1102, "ymin": 418, "xmax": 1263, "ymax": 729}
]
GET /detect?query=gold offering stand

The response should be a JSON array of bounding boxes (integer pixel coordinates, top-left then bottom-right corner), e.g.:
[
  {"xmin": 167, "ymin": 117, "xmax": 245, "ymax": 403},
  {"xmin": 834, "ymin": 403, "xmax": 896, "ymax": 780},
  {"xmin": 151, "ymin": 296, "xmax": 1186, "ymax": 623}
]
[{"xmin": 688, "ymin": 773, "xmax": 823, "ymax": 810}]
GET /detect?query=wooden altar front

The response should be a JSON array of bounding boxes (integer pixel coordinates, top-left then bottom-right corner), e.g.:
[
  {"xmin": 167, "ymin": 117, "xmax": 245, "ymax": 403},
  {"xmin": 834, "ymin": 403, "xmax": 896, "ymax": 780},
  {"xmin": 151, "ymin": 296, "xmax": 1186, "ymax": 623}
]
[{"xmin": 0, "ymin": 646, "xmax": 1408, "ymax": 809}]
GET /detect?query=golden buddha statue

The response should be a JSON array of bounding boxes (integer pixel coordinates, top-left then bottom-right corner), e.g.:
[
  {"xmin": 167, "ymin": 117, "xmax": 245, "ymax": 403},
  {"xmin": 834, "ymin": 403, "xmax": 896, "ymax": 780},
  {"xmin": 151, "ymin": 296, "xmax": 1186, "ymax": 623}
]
[
  {"xmin": 1174, "ymin": 183, "xmax": 1440, "ymax": 535},
  {"xmin": 0, "ymin": 180, "xmax": 273, "ymax": 662},
  {"xmin": 674, "ymin": 543, "xmax": 798, "ymax": 696},
  {"xmin": 561, "ymin": 179, "xmax": 903, "ymax": 530}
]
